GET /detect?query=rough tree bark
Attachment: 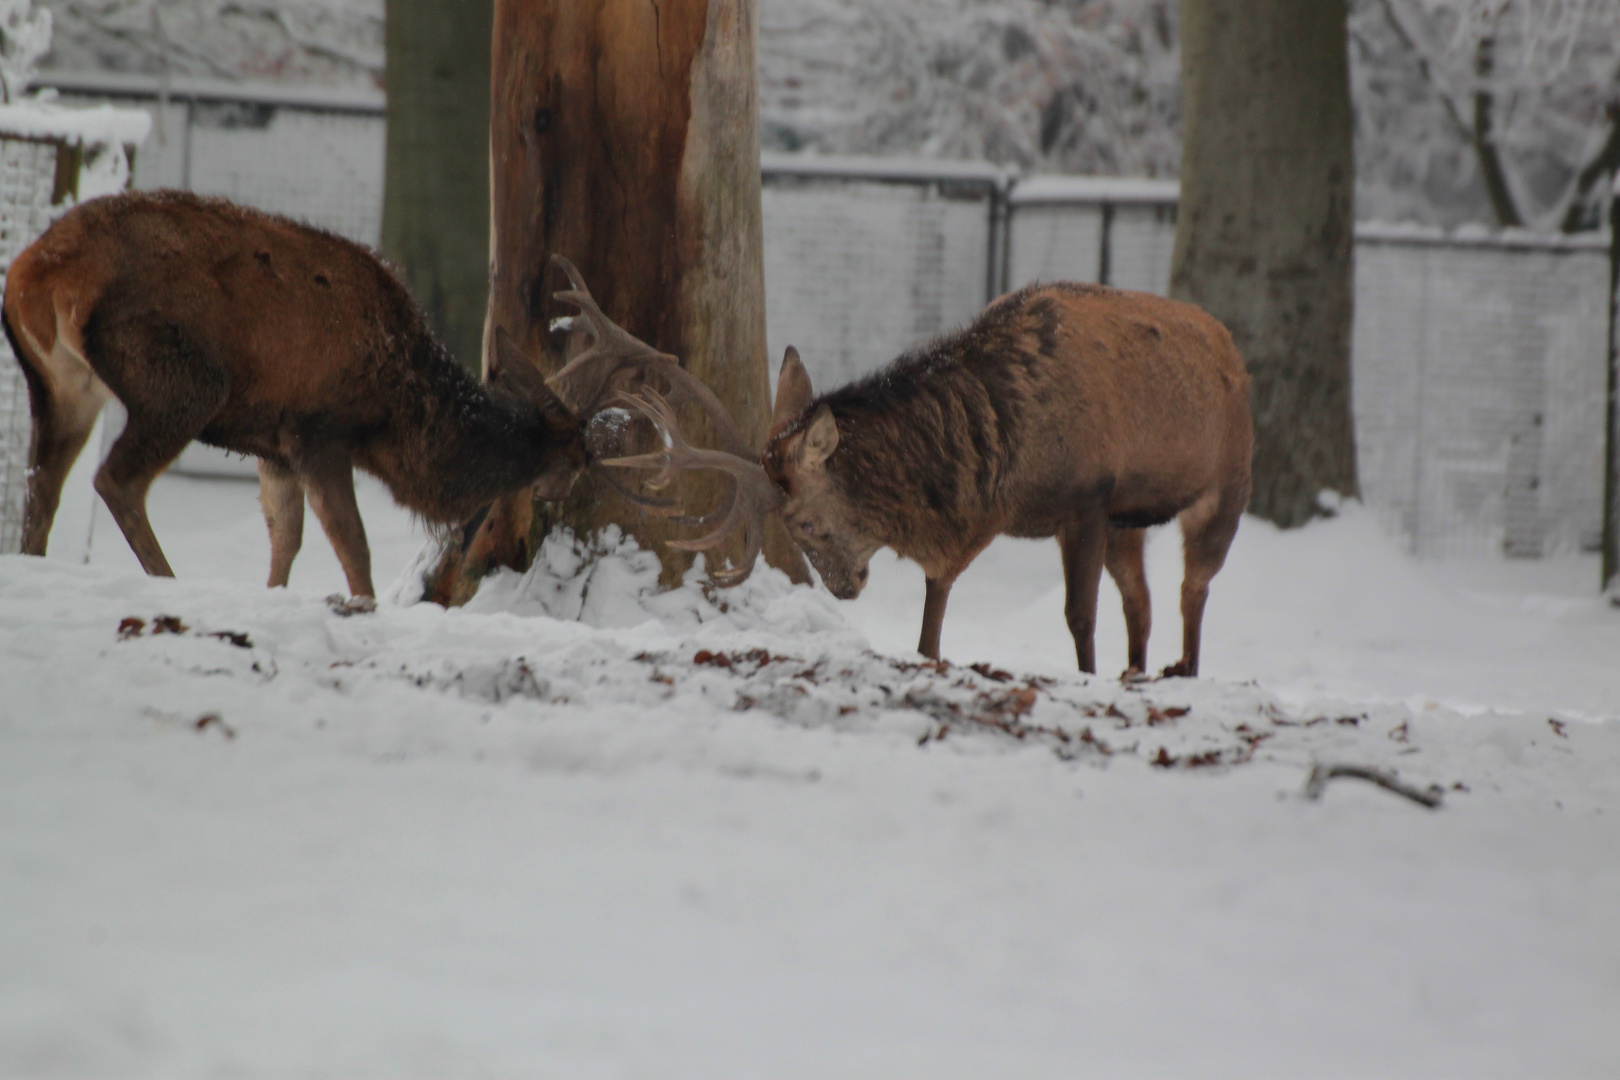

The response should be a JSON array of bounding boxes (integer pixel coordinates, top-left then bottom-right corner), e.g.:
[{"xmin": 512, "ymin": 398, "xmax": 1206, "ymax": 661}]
[
  {"xmin": 421, "ymin": 0, "xmax": 805, "ymax": 604},
  {"xmin": 1171, "ymin": 0, "xmax": 1358, "ymax": 527},
  {"xmin": 380, "ymin": 0, "xmax": 493, "ymax": 372}
]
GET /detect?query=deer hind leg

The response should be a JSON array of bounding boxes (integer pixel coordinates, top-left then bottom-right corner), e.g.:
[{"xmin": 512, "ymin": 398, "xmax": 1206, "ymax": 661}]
[
  {"xmin": 91, "ymin": 325, "xmax": 230, "ymax": 578},
  {"xmin": 1104, "ymin": 525, "xmax": 1151, "ymax": 677},
  {"xmin": 8, "ymin": 312, "xmax": 112, "ymax": 556},
  {"xmin": 258, "ymin": 457, "xmax": 305, "ymax": 588},
  {"xmin": 1164, "ymin": 485, "xmax": 1245, "ymax": 679},
  {"xmin": 1058, "ymin": 510, "xmax": 1109, "ymax": 674},
  {"xmin": 16, "ymin": 359, "xmax": 110, "ymax": 557},
  {"xmin": 298, "ymin": 448, "xmax": 374, "ymax": 599}
]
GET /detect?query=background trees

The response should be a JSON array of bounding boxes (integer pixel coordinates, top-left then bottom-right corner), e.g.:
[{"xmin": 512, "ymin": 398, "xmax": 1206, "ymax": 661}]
[
  {"xmin": 1351, "ymin": 0, "xmax": 1620, "ymax": 231},
  {"xmin": 421, "ymin": 0, "xmax": 805, "ymax": 602},
  {"xmin": 1171, "ymin": 0, "xmax": 1358, "ymax": 528},
  {"xmin": 379, "ymin": 0, "xmax": 491, "ymax": 373}
]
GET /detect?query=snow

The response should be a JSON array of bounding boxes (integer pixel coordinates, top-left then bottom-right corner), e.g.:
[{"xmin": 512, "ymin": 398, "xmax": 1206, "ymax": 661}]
[
  {"xmin": 2, "ymin": 471, "xmax": 1618, "ymax": 1077},
  {"xmin": 1009, "ymin": 174, "xmax": 1180, "ymax": 205},
  {"xmin": 0, "ymin": 97, "xmax": 150, "ymax": 147}
]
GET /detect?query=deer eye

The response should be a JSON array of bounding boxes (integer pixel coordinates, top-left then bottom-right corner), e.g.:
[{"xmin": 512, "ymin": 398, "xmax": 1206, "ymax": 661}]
[{"xmin": 798, "ymin": 519, "xmax": 815, "ymax": 535}]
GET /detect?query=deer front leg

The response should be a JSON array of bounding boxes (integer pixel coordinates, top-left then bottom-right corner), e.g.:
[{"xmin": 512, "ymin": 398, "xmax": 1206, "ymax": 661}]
[
  {"xmin": 258, "ymin": 458, "xmax": 305, "ymax": 588},
  {"xmin": 299, "ymin": 449, "xmax": 374, "ymax": 600},
  {"xmin": 918, "ymin": 576, "xmax": 954, "ymax": 660},
  {"xmin": 1058, "ymin": 511, "xmax": 1108, "ymax": 674}
]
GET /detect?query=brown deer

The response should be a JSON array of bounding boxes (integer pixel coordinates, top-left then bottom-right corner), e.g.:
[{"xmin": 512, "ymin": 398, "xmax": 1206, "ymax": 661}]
[
  {"xmin": 3, "ymin": 190, "xmax": 721, "ymax": 601},
  {"xmin": 606, "ymin": 282, "xmax": 1253, "ymax": 677}
]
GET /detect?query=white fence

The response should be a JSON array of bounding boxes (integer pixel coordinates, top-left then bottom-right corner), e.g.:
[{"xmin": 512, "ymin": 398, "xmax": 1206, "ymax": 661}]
[{"xmin": 5, "ymin": 73, "xmax": 1614, "ymax": 564}]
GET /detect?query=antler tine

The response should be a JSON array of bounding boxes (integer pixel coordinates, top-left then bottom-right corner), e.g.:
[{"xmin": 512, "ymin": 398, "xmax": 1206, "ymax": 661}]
[
  {"xmin": 599, "ymin": 385, "xmax": 783, "ymax": 587},
  {"xmin": 545, "ymin": 256, "xmax": 758, "ymax": 462},
  {"xmin": 545, "ymin": 254, "xmax": 679, "ymax": 415}
]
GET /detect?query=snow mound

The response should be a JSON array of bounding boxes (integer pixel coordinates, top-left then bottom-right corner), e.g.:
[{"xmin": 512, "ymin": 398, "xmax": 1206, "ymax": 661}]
[{"xmin": 461, "ymin": 525, "xmax": 858, "ymax": 648}]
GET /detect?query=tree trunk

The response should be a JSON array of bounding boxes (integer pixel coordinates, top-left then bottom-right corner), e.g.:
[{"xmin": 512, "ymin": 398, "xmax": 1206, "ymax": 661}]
[
  {"xmin": 421, "ymin": 0, "xmax": 805, "ymax": 604},
  {"xmin": 1172, "ymin": 0, "xmax": 1358, "ymax": 527},
  {"xmin": 381, "ymin": 0, "xmax": 494, "ymax": 372}
]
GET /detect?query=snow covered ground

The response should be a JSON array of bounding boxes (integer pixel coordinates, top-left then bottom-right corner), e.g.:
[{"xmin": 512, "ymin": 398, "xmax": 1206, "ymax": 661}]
[{"xmin": 3, "ymin": 472, "xmax": 1618, "ymax": 1077}]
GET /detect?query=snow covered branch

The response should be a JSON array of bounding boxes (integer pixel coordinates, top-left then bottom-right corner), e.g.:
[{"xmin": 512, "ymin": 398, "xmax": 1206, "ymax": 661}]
[{"xmin": 0, "ymin": 0, "xmax": 52, "ymax": 103}]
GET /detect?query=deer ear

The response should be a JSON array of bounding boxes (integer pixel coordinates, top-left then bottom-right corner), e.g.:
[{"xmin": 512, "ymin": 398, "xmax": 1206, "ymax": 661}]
[
  {"xmin": 772, "ymin": 346, "xmax": 814, "ymax": 433},
  {"xmin": 496, "ymin": 327, "xmax": 575, "ymax": 432},
  {"xmin": 801, "ymin": 403, "xmax": 839, "ymax": 466}
]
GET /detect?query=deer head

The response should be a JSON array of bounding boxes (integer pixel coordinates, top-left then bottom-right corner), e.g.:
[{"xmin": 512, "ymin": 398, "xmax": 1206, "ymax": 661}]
[{"xmin": 604, "ymin": 345, "xmax": 882, "ymax": 595}]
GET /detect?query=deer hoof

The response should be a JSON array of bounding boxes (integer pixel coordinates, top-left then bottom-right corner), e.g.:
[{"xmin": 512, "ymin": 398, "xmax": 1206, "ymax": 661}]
[
  {"xmin": 1120, "ymin": 667, "xmax": 1150, "ymax": 685},
  {"xmin": 1159, "ymin": 660, "xmax": 1195, "ymax": 679},
  {"xmin": 326, "ymin": 593, "xmax": 377, "ymax": 617}
]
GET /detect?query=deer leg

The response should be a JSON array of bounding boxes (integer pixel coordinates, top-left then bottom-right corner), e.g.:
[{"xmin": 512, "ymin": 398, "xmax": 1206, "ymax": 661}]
[
  {"xmin": 917, "ymin": 535, "xmax": 997, "ymax": 661},
  {"xmin": 1058, "ymin": 511, "xmax": 1108, "ymax": 674},
  {"xmin": 299, "ymin": 449, "xmax": 374, "ymax": 598},
  {"xmin": 1104, "ymin": 525, "xmax": 1151, "ymax": 677},
  {"xmin": 95, "ymin": 406, "xmax": 219, "ymax": 578},
  {"xmin": 1163, "ymin": 486, "xmax": 1244, "ymax": 679},
  {"xmin": 919, "ymin": 576, "xmax": 955, "ymax": 660},
  {"xmin": 258, "ymin": 457, "xmax": 305, "ymax": 588},
  {"xmin": 17, "ymin": 357, "xmax": 110, "ymax": 557},
  {"xmin": 89, "ymin": 321, "xmax": 231, "ymax": 577}
]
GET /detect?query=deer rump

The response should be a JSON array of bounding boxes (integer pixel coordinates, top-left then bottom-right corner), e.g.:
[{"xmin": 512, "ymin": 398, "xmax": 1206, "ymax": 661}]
[
  {"xmin": 614, "ymin": 282, "xmax": 1253, "ymax": 678},
  {"xmin": 3, "ymin": 191, "xmax": 711, "ymax": 603}
]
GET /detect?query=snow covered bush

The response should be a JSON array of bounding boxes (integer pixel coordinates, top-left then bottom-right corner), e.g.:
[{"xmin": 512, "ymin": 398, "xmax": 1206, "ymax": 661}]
[
  {"xmin": 760, "ymin": 0, "xmax": 1181, "ymax": 177},
  {"xmin": 0, "ymin": 0, "xmax": 51, "ymax": 102},
  {"xmin": 37, "ymin": 0, "xmax": 381, "ymax": 86}
]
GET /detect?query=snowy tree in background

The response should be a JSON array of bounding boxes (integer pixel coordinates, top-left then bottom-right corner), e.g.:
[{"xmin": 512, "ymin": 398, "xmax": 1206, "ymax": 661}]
[
  {"xmin": 759, "ymin": 0, "xmax": 1182, "ymax": 177},
  {"xmin": 36, "ymin": 0, "xmax": 381, "ymax": 86},
  {"xmin": 1351, "ymin": 0, "xmax": 1620, "ymax": 230},
  {"xmin": 0, "ymin": 0, "xmax": 52, "ymax": 102},
  {"xmin": 24, "ymin": 0, "xmax": 1620, "ymax": 231}
]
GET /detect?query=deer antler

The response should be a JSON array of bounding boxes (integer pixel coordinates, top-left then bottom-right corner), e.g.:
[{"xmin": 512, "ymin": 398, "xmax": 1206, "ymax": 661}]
[
  {"xmin": 545, "ymin": 254, "xmax": 754, "ymax": 460},
  {"xmin": 600, "ymin": 386, "xmax": 784, "ymax": 587}
]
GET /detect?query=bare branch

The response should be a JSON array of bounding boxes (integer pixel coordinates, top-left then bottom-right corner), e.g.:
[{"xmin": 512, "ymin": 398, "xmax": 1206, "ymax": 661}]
[{"xmin": 1303, "ymin": 763, "xmax": 1445, "ymax": 808}]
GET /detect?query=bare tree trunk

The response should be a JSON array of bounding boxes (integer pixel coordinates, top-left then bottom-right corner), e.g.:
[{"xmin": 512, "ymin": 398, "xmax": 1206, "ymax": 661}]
[
  {"xmin": 381, "ymin": 0, "xmax": 493, "ymax": 372},
  {"xmin": 1172, "ymin": 0, "xmax": 1358, "ymax": 527},
  {"xmin": 421, "ymin": 0, "xmax": 805, "ymax": 604}
]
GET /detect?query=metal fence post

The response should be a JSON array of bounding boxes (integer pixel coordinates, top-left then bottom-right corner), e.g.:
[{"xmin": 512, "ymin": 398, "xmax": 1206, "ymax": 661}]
[{"xmin": 1603, "ymin": 181, "xmax": 1620, "ymax": 598}]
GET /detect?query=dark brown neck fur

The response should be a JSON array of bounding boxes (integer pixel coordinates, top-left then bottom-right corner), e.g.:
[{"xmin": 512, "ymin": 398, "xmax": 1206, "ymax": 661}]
[{"xmin": 808, "ymin": 287, "xmax": 1066, "ymax": 561}]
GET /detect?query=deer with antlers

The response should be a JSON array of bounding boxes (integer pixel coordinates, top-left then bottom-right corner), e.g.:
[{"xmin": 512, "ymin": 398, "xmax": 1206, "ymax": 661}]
[
  {"xmin": 3, "ymin": 189, "xmax": 727, "ymax": 602},
  {"xmin": 608, "ymin": 282, "xmax": 1253, "ymax": 677}
]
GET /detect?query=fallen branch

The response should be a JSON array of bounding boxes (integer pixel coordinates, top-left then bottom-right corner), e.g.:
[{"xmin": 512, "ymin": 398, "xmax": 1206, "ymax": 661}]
[{"xmin": 1303, "ymin": 763, "xmax": 1444, "ymax": 809}]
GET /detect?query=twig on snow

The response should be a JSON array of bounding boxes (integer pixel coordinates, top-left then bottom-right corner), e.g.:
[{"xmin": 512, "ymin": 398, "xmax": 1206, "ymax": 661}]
[{"xmin": 1303, "ymin": 763, "xmax": 1444, "ymax": 809}]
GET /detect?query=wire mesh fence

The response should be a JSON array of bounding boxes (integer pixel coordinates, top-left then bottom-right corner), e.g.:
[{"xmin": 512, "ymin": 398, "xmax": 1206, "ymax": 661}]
[{"xmin": 4, "ymin": 73, "xmax": 1614, "ymax": 564}]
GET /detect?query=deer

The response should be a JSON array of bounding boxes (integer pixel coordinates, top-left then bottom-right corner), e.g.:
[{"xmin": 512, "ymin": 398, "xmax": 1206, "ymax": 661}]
[
  {"xmin": 2, "ymin": 189, "xmax": 729, "ymax": 604},
  {"xmin": 603, "ymin": 282, "xmax": 1253, "ymax": 678}
]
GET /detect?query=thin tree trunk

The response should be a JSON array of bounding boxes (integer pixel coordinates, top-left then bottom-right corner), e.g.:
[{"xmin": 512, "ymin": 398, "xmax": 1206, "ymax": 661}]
[
  {"xmin": 1471, "ymin": 34, "xmax": 1524, "ymax": 230},
  {"xmin": 380, "ymin": 0, "xmax": 493, "ymax": 372},
  {"xmin": 421, "ymin": 0, "xmax": 805, "ymax": 604},
  {"xmin": 1172, "ymin": 0, "xmax": 1358, "ymax": 527}
]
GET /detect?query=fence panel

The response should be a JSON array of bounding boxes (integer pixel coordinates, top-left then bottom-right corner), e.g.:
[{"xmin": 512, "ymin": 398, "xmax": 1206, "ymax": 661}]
[
  {"xmin": 760, "ymin": 155, "xmax": 1001, "ymax": 392},
  {"xmin": 0, "ymin": 137, "xmax": 61, "ymax": 555},
  {"xmin": 1353, "ymin": 229, "xmax": 1608, "ymax": 557}
]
